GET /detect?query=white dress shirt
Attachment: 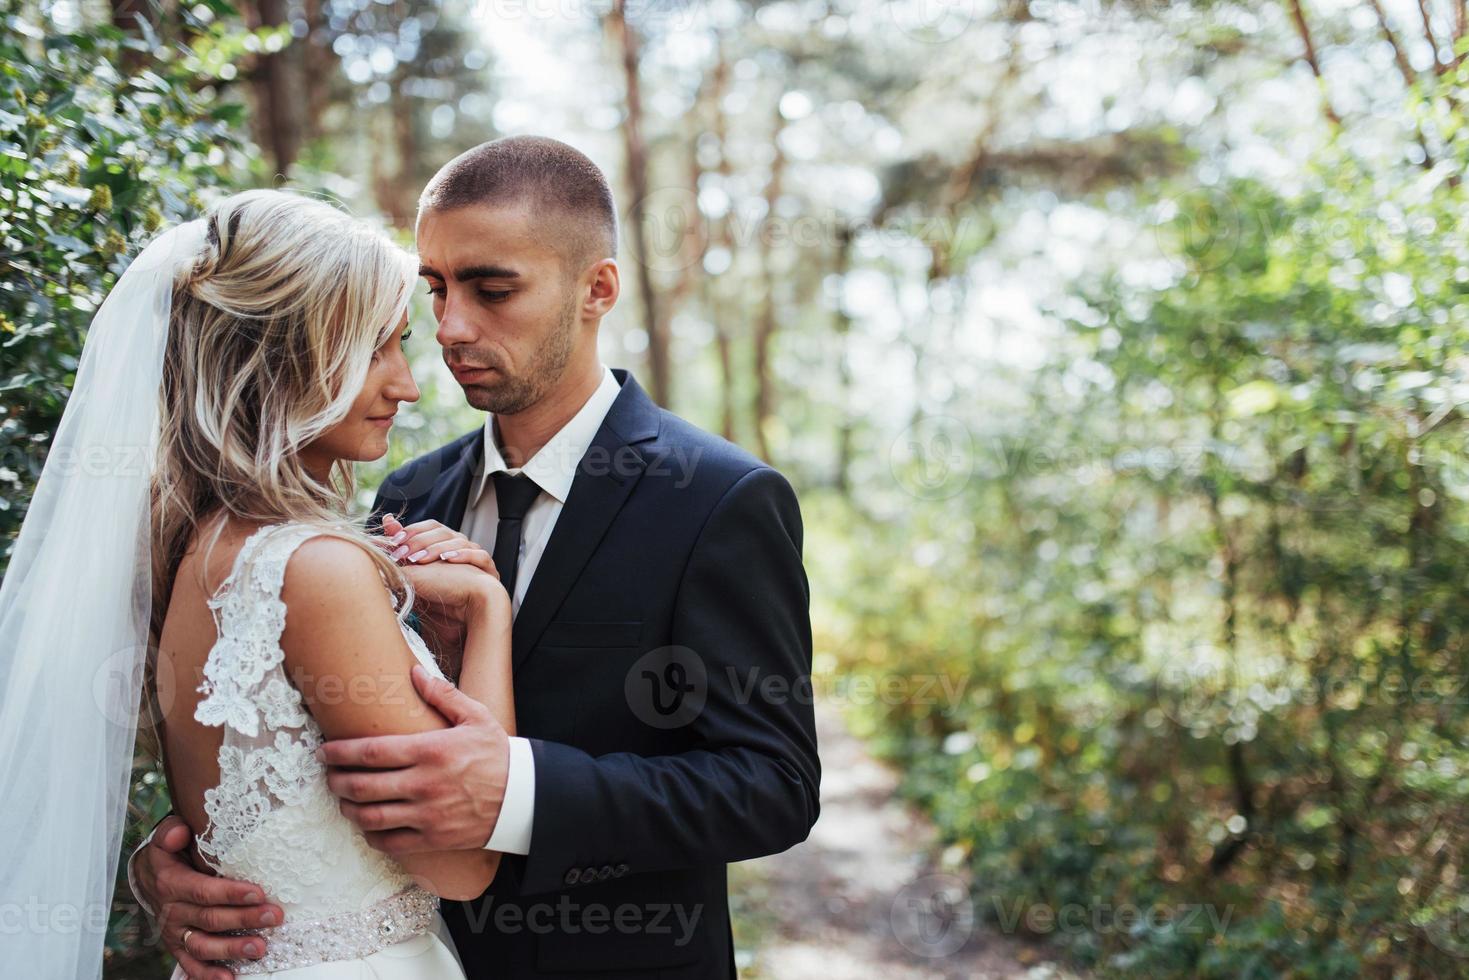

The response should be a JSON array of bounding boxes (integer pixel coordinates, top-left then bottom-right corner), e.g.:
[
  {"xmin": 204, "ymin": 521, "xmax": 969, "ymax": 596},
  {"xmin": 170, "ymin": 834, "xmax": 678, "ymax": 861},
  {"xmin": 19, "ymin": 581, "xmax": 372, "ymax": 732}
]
[{"xmin": 465, "ymin": 364, "xmax": 622, "ymax": 855}]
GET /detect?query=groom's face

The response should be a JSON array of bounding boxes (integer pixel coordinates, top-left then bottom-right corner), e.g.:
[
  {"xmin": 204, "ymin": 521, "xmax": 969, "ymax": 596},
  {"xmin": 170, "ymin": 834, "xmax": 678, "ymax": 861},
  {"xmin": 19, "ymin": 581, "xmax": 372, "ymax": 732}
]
[{"xmin": 417, "ymin": 202, "xmax": 585, "ymax": 415}]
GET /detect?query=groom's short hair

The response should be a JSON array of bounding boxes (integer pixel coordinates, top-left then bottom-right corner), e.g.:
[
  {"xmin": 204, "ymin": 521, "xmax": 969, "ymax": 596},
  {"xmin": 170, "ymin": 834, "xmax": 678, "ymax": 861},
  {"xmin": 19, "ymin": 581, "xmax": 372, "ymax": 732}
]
[{"xmin": 418, "ymin": 136, "xmax": 618, "ymax": 274}]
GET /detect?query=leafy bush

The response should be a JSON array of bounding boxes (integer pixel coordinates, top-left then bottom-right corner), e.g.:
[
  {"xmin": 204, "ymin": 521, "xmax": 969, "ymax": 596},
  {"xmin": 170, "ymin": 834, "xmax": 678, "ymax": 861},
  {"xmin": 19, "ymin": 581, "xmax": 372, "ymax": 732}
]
[
  {"xmin": 0, "ymin": 3, "xmax": 251, "ymax": 558},
  {"xmin": 0, "ymin": 5, "xmax": 258, "ymax": 973},
  {"xmin": 830, "ymin": 89, "xmax": 1469, "ymax": 978}
]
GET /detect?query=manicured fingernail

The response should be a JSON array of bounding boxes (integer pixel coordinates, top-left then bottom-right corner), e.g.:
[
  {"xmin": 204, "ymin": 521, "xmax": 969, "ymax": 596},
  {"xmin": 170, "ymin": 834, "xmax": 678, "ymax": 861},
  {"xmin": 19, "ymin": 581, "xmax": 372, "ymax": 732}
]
[
  {"xmin": 244, "ymin": 941, "xmax": 262, "ymax": 957},
  {"xmin": 260, "ymin": 910, "xmax": 278, "ymax": 926},
  {"xmin": 440, "ymin": 550, "xmax": 459, "ymax": 560},
  {"xmin": 391, "ymin": 545, "xmax": 409, "ymax": 560},
  {"xmin": 408, "ymin": 550, "xmax": 428, "ymax": 563},
  {"xmin": 389, "ymin": 531, "xmax": 406, "ymax": 545}
]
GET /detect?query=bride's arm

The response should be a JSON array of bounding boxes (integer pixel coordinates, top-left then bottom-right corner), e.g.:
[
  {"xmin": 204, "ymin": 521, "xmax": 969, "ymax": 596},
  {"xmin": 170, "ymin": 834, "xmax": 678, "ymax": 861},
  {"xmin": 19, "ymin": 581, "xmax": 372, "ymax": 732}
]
[
  {"xmin": 454, "ymin": 591, "xmax": 515, "ymax": 739},
  {"xmin": 279, "ymin": 536, "xmax": 505, "ymax": 901}
]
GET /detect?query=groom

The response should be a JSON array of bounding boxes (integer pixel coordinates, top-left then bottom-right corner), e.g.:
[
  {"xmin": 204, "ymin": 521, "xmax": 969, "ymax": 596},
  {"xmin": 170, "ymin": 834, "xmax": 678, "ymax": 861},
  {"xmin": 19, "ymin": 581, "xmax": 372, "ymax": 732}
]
[{"xmin": 132, "ymin": 135, "xmax": 820, "ymax": 979}]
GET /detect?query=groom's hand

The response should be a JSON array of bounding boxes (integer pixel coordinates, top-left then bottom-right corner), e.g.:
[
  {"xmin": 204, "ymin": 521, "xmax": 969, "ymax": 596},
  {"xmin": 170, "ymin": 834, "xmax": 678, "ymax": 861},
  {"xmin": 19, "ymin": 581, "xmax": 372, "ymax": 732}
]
[
  {"xmin": 135, "ymin": 816, "xmax": 281, "ymax": 980},
  {"xmin": 320, "ymin": 667, "xmax": 510, "ymax": 853}
]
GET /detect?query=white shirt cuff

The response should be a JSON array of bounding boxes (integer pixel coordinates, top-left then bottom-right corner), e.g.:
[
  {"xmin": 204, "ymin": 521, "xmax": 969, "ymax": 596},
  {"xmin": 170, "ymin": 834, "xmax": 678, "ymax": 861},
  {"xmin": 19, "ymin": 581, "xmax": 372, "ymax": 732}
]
[
  {"xmin": 127, "ymin": 824, "xmax": 162, "ymax": 920},
  {"xmin": 484, "ymin": 736, "xmax": 534, "ymax": 854}
]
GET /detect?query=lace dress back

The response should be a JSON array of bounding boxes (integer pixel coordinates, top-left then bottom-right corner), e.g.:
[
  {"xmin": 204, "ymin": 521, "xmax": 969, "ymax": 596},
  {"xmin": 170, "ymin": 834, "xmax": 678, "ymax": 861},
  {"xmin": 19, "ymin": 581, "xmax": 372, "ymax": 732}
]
[{"xmin": 182, "ymin": 523, "xmax": 463, "ymax": 978}]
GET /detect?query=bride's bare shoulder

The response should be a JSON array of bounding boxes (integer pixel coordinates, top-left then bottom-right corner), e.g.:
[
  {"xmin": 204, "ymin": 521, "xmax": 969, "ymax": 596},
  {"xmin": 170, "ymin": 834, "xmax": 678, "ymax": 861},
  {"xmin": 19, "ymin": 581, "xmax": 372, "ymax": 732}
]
[
  {"xmin": 279, "ymin": 534, "xmax": 387, "ymax": 603},
  {"xmin": 171, "ymin": 516, "xmax": 272, "ymax": 600}
]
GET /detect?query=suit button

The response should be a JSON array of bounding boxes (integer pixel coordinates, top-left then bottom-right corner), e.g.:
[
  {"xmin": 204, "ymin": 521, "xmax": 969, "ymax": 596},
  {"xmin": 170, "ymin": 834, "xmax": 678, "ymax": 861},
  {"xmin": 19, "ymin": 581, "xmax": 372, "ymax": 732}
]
[
  {"xmin": 597, "ymin": 865, "xmax": 613, "ymax": 881},
  {"xmin": 564, "ymin": 868, "xmax": 580, "ymax": 886},
  {"xmin": 582, "ymin": 866, "xmax": 598, "ymax": 884},
  {"xmin": 613, "ymin": 863, "xmax": 629, "ymax": 878}
]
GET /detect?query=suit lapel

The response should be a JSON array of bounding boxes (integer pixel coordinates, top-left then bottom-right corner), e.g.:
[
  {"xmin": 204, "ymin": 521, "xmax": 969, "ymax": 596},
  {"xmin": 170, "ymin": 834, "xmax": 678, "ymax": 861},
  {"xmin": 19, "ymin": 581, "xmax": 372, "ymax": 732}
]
[
  {"xmin": 511, "ymin": 370, "xmax": 660, "ymax": 671},
  {"xmin": 418, "ymin": 432, "xmax": 483, "ymax": 530}
]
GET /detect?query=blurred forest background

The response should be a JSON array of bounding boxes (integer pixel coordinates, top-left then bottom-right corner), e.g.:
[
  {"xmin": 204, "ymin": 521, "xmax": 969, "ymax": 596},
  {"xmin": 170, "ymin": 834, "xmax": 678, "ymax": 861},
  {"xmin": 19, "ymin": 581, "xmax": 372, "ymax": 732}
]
[{"xmin": 3, "ymin": 0, "xmax": 1469, "ymax": 976}]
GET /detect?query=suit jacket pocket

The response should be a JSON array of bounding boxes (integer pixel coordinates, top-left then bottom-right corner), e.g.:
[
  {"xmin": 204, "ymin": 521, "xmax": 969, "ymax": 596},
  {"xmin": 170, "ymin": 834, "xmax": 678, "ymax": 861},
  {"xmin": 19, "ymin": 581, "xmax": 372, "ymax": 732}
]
[{"xmin": 538, "ymin": 620, "xmax": 643, "ymax": 648}]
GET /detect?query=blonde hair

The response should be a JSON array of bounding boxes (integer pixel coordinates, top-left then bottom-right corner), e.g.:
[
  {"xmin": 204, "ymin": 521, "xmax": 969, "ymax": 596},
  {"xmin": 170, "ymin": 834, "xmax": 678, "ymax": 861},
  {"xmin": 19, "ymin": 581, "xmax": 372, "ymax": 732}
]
[{"xmin": 149, "ymin": 189, "xmax": 417, "ymax": 641}]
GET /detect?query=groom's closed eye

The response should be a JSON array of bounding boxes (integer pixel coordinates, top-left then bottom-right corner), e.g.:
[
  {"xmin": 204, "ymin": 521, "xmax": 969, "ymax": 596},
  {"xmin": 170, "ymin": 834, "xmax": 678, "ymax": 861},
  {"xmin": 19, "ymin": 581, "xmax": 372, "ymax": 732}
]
[{"xmin": 422, "ymin": 284, "xmax": 512, "ymax": 303}]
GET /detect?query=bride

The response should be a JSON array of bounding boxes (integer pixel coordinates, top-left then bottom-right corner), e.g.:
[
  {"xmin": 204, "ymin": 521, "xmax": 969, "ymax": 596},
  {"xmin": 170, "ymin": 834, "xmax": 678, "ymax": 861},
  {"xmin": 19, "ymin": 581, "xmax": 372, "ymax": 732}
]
[{"xmin": 0, "ymin": 189, "xmax": 510, "ymax": 978}]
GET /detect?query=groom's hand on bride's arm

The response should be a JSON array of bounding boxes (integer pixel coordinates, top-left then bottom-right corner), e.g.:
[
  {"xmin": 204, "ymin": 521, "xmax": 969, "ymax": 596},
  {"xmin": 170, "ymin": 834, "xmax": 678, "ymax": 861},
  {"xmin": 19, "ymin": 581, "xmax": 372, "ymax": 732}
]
[
  {"xmin": 320, "ymin": 668, "xmax": 512, "ymax": 853},
  {"xmin": 132, "ymin": 815, "xmax": 282, "ymax": 980}
]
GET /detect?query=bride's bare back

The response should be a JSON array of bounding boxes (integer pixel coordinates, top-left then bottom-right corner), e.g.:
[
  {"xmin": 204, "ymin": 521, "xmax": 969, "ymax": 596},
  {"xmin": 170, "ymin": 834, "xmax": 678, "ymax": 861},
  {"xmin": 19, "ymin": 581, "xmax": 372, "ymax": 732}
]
[{"xmin": 155, "ymin": 519, "xmax": 265, "ymax": 853}]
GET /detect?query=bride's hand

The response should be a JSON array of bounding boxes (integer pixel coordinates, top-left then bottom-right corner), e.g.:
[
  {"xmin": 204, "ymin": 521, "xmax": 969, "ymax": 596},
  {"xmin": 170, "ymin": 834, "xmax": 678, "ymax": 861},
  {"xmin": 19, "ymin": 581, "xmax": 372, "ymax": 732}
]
[
  {"xmin": 397, "ymin": 551, "xmax": 508, "ymax": 626},
  {"xmin": 378, "ymin": 514, "xmax": 498, "ymax": 578}
]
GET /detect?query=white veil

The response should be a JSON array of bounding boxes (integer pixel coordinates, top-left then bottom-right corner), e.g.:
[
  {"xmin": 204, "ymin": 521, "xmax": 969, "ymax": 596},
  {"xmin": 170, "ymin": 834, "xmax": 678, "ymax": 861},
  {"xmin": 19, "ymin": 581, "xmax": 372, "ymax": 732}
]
[{"xmin": 0, "ymin": 220, "xmax": 207, "ymax": 978}]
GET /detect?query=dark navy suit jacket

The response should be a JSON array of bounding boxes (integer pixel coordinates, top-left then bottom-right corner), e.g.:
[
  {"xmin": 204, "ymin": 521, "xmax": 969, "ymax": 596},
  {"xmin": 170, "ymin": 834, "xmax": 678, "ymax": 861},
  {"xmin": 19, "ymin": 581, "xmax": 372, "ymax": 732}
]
[{"xmin": 369, "ymin": 369, "xmax": 820, "ymax": 978}]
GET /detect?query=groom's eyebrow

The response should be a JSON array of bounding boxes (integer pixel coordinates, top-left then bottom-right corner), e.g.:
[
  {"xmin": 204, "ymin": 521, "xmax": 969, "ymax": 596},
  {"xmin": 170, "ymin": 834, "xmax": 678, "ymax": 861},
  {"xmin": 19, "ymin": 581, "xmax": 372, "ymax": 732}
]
[{"xmin": 417, "ymin": 263, "xmax": 522, "ymax": 282}]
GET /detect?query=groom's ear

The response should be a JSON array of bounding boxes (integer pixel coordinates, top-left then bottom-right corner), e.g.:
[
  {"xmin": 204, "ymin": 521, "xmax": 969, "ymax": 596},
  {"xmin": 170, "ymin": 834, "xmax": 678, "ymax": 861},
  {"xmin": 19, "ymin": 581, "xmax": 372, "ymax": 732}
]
[{"xmin": 581, "ymin": 257, "xmax": 620, "ymax": 320}]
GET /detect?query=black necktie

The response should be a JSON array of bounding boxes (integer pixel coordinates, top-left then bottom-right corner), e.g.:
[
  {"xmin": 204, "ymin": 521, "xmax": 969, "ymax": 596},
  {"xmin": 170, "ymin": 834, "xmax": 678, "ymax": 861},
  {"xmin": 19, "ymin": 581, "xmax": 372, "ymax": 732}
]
[{"xmin": 490, "ymin": 472, "xmax": 543, "ymax": 599}]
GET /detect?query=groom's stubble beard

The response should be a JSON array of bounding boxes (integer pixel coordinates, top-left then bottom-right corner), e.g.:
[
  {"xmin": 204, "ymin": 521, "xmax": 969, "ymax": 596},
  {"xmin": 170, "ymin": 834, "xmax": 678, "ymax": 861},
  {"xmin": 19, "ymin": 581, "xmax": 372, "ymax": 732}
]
[{"xmin": 451, "ymin": 290, "xmax": 579, "ymax": 415}]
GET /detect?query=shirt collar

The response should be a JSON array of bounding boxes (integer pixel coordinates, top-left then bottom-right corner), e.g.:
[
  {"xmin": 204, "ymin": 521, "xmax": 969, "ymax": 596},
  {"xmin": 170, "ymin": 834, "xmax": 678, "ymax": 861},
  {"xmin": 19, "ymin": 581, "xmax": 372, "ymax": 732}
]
[{"xmin": 469, "ymin": 364, "xmax": 621, "ymax": 508}]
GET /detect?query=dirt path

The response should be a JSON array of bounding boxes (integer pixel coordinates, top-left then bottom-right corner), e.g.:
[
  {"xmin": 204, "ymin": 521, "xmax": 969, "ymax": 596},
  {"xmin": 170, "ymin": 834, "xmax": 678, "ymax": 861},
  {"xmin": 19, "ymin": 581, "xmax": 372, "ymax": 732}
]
[{"xmin": 730, "ymin": 703, "xmax": 1084, "ymax": 980}]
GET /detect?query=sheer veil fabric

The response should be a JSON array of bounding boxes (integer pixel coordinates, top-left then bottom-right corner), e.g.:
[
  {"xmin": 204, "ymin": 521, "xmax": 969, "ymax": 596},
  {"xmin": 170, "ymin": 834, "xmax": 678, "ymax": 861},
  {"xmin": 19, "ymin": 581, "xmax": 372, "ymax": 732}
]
[{"xmin": 0, "ymin": 221, "xmax": 207, "ymax": 978}]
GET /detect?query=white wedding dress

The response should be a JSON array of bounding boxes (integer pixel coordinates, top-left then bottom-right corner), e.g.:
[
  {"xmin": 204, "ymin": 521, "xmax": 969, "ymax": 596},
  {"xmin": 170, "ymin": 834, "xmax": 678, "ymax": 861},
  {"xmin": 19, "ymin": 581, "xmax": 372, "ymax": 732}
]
[{"xmin": 169, "ymin": 523, "xmax": 467, "ymax": 979}]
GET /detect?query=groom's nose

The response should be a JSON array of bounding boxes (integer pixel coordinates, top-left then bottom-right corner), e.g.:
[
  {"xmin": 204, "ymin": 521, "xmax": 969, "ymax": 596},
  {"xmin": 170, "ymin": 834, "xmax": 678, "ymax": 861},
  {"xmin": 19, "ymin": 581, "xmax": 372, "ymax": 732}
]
[{"xmin": 434, "ymin": 291, "xmax": 482, "ymax": 348}]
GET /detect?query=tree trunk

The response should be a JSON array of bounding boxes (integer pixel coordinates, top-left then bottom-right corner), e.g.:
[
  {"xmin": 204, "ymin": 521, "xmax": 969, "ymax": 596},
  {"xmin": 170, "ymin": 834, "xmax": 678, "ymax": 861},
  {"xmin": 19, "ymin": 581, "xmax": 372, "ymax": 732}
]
[
  {"xmin": 608, "ymin": 0, "xmax": 670, "ymax": 407},
  {"xmin": 244, "ymin": 0, "xmax": 304, "ymax": 176},
  {"xmin": 753, "ymin": 104, "xmax": 786, "ymax": 464},
  {"xmin": 1286, "ymin": 0, "xmax": 1342, "ymax": 127},
  {"xmin": 300, "ymin": 0, "xmax": 335, "ymax": 138},
  {"xmin": 109, "ymin": 0, "xmax": 158, "ymax": 72},
  {"xmin": 370, "ymin": 78, "xmax": 419, "ymax": 228},
  {"xmin": 832, "ymin": 225, "xmax": 855, "ymax": 493},
  {"xmin": 709, "ymin": 42, "xmax": 737, "ymax": 444}
]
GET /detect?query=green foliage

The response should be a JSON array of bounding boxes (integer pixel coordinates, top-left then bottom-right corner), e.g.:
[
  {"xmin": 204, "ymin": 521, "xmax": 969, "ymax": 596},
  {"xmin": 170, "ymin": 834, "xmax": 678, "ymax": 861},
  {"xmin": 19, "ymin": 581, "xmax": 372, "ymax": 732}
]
[
  {"xmin": 0, "ymin": 4, "xmax": 250, "ymax": 562},
  {"xmin": 829, "ymin": 78, "xmax": 1469, "ymax": 978},
  {"xmin": 0, "ymin": 6, "xmax": 255, "ymax": 974}
]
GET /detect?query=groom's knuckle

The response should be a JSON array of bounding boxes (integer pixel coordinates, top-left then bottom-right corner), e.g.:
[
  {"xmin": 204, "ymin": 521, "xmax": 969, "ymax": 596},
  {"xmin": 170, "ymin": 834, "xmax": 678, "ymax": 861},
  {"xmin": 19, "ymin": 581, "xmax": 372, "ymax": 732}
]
[{"xmin": 199, "ymin": 906, "xmax": 230, "ymax": 931}]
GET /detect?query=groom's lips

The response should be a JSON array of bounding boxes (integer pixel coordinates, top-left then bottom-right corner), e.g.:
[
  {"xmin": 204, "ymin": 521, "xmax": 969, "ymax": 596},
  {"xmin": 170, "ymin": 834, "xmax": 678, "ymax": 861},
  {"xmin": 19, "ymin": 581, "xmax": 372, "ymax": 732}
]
[{"xmin": 451, "ymin": 365, "xmax": 494, "ymax": 383}]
